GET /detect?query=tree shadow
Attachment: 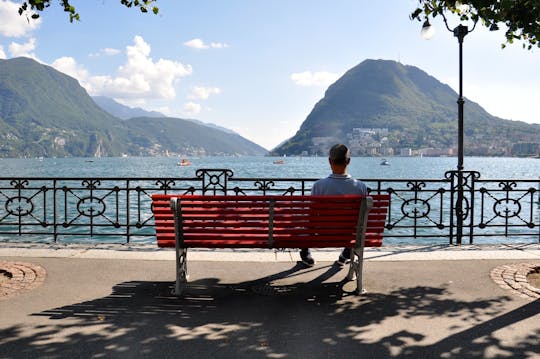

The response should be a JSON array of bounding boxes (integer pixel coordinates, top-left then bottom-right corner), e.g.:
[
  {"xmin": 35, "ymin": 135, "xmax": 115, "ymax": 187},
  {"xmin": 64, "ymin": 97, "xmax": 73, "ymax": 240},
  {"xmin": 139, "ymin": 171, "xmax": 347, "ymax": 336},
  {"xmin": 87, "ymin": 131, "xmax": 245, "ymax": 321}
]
[{"xmin": 0, "ymin": 263, "xmax": 537, "ymax": 358}]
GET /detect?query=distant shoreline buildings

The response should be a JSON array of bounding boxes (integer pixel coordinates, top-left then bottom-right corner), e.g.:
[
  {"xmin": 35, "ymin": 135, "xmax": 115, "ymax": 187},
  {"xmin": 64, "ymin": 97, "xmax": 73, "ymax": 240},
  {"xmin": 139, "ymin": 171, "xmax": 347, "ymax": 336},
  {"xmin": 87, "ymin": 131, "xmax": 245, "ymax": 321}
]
[{"xmin": 308, "ymin": 128, "xmax": 539, "ymax": 157}]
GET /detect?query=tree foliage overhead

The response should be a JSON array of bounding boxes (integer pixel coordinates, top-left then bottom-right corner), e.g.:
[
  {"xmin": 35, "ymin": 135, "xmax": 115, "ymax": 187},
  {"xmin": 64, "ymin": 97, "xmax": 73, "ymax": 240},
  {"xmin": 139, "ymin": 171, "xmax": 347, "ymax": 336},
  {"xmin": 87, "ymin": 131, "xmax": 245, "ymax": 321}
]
[
  {"xmin": 19, "ymin": 0, "xmax": 159, "ymax": 22},
  {"xmin": 411, "ymin": 0, "xmax": 540, "ymax": 49}
]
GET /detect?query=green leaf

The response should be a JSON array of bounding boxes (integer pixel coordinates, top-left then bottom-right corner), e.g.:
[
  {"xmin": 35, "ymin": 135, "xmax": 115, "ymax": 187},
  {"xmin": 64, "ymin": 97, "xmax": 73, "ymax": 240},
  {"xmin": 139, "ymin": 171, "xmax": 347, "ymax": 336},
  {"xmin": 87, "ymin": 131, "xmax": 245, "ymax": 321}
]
[{"xmin": 411, "ymin": 8, "xmax": 422, "ymax": 19}]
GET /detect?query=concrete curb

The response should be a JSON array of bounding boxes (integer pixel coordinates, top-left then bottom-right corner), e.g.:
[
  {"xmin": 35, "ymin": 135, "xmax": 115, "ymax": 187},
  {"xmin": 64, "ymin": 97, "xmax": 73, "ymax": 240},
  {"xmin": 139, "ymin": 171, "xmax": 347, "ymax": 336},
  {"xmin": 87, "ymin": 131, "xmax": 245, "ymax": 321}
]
[{"xmin": 0, "ymin": 242, "xmax": 539, "ymax": 262}]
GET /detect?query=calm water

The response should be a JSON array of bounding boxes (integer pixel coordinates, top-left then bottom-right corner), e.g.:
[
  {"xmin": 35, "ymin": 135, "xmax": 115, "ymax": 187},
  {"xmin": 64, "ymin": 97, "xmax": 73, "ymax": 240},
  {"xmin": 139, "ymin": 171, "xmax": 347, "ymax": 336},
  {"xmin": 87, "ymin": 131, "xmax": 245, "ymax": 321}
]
[{"xmin": 2, "ymin": 156, "xmax": 539, "ymax": 180}]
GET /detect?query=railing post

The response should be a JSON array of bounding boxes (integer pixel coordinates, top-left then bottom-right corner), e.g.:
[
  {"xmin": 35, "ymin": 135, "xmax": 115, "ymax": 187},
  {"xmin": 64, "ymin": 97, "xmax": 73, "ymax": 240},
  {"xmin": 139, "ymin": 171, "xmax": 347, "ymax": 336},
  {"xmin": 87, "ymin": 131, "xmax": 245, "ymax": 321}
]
[
  {"xmin": 126, "ymin": 179, "xmax": 131, "ymax": 243},
  {"xmin": 446, "ymin": 170, "xmax": 481, "ymax": 244},
  {"xmin": 467, "ymin": 172, "xmax": 479, "ymax": 244},
  {"xmin": 456, "ymin": 170, "xmax": 464, "ymax": 245},
  {"xmin": 445, "ymin": 171, "xmax": 456, "ymax": 244},
  {"xmin": 53, "ymin": 179, "xmax": 58, "ymax": 242}
]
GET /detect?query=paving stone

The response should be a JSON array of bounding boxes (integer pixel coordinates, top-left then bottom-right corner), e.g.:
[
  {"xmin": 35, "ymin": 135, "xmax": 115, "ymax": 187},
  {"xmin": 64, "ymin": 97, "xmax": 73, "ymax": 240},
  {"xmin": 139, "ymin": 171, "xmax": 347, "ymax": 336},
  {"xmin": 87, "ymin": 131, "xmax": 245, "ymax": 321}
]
[
  {"xmin": 490, "ymin": 263, "xmax": 540, "ymax": 300},
  {"xmin": 0, "ymin": 261, "xmax": 47, "ymax": 300}
]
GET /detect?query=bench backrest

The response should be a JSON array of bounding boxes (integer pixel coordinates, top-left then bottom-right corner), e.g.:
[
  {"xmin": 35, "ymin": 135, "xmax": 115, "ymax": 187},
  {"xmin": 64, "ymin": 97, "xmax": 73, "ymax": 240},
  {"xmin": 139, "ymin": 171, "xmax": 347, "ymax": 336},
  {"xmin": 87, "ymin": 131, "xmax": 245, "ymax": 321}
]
[{"xmin": 152, "ymin": 194, "xmax": 389, "ymax": 249}]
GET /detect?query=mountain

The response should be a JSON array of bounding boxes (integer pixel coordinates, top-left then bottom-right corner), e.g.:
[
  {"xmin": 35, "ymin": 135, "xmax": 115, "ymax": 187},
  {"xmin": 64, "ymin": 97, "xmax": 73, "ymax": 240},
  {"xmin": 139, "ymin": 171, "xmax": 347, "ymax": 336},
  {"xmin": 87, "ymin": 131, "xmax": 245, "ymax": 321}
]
[
  {"xmin": 125, "ymin": 117, "xmax": 265, "ymax": 155},
  {"xmin": 92, "ymin": 95, "xmax": 239, "ymax": 135},
  {"xmin": 0, "ymin": 57, "xmax": 266, "ymax": 157},
  {"xmin": 92, "ymin": 96, "xmax": 164, "ymax": 120},
  {"xmin": 272, "ymin": 59, "xmax": 540, "ymax": 156},
  {"xmin": 184, "ymin": 118, "xmax": 238, "ymax": 135},
  {"xmin": 0, "ymin": 57, "xmax": 131, "ymax": 157}
]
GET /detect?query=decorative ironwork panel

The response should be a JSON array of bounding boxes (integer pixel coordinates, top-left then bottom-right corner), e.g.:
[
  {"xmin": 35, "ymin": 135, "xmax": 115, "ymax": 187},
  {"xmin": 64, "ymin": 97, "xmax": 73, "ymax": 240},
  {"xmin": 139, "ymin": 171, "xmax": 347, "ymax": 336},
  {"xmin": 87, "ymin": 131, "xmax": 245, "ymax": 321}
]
[
  {"xmin": 0, "ymin": 179, "xmax": 54, "ymax": 237},
  {"xmin": 365, "ymin": 179, "xmax": 450, "ymax": 243},
  {"xmin": 475, "ymin": 179, "xmax": 538, "ymax": 242},
  {"xmin": 196, "ymin": 169, "xmax": 234, "ymax": 194}
]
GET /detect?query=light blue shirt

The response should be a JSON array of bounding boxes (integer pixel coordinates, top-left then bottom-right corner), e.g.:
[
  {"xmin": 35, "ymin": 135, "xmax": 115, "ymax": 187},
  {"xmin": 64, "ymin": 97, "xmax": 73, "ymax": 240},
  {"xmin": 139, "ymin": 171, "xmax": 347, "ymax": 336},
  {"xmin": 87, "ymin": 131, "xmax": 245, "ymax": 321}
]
[{"xmin": 311, "ymin": 173, "xmax": 367, "ymax": 196}]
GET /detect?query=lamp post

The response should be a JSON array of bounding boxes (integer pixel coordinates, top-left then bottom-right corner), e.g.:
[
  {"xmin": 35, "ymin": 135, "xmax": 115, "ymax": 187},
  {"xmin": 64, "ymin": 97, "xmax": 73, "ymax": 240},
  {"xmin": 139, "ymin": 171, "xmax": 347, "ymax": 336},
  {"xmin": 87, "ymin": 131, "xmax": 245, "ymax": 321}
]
[
  {"xmin": 422, "ymin": 16, "xmax": 476, "ymax": 245},
  {"xmin": 453, "ymin": 24, "xmax": 468, "ymax": 176}
]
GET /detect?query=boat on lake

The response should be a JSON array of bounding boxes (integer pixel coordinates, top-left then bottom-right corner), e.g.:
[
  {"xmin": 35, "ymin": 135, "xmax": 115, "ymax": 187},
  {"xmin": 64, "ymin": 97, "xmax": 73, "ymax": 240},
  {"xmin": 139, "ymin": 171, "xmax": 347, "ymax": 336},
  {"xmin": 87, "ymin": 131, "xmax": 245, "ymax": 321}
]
[
  {"xmin": 177, "ymin": 158, "xmax": 191, "ymax": 166},
  {"xmin": 380, "ymin": 159, "xmax": 390, "ymax": 166}
]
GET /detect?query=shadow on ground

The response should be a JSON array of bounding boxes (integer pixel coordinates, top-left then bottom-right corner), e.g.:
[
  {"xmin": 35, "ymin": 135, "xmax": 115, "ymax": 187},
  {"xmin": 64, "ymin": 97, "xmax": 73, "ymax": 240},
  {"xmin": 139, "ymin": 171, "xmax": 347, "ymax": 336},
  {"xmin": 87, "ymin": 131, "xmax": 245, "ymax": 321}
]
[{"xmin": 0, "ymin": 263, "xmax": 538, "ymax": 358}]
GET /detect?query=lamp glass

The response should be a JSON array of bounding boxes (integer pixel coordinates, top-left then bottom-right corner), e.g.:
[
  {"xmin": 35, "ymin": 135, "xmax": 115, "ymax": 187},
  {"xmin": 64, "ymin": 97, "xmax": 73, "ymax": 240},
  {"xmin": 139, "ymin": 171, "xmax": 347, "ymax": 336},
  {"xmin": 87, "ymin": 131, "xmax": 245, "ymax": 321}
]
[{"xmin": 421, "ymin": 24, "xmax": 435, "ymax": 40}]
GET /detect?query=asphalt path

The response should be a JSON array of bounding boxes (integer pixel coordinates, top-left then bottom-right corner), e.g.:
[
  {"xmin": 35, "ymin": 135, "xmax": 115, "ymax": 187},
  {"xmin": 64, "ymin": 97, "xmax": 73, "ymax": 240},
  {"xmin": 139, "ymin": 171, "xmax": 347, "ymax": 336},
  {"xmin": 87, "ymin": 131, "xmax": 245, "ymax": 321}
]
[{"xmin": 0, "ymin": 244, "xmax": 539, "ymax": 358}]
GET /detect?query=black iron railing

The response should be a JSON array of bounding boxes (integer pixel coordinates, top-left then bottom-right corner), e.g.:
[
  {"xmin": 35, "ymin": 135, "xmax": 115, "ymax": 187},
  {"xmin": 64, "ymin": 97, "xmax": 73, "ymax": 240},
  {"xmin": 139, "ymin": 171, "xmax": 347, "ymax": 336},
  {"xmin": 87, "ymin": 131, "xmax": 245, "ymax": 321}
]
[{"xmin": 0, "ymin": 169, "xmax": 538, "ymax": 245}]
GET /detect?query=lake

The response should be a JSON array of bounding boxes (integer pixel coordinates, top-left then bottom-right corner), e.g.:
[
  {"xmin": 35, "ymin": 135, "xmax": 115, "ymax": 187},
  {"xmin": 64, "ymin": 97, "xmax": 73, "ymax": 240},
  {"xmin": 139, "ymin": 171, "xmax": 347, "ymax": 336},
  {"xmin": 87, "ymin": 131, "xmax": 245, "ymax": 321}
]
[{"xmin": 2, "ymin": 156, "xmax": 539, "ymax": 180}]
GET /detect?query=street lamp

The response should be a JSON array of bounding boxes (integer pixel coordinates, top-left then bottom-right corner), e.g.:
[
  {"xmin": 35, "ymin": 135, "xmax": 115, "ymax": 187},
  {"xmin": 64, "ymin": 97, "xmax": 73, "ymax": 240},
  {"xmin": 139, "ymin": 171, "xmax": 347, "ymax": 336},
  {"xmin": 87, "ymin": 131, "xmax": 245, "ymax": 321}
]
[{"xmin": 421, "ymin": 15, "xmax": 477, "ymax": 244}]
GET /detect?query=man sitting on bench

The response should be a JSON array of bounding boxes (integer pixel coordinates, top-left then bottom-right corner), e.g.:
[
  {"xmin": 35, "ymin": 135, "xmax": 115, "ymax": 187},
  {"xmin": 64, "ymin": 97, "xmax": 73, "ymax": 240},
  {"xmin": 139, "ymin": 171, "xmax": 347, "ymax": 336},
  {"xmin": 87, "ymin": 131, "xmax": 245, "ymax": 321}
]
[{"xmin": 300, "ymin": 143, "xmax": 368, "ymax": 267}]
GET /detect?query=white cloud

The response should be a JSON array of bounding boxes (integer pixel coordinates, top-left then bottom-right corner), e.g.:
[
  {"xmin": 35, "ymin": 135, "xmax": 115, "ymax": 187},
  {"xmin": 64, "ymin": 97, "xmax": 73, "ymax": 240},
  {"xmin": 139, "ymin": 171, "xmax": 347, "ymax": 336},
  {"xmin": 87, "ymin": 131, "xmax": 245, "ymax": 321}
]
[
  {"xmin": 51, "ymin": 56, "xmax": 89, "ymax": 81},
  {"xmin": 89, "ymin": 47, "xmax": 121, "ymax": 57},
  {"xmin": 184, "ymin": 38, "xmax": 229, "ymax": 49},
  {"xmin": 290, "ymin": 71, "xmax": 340, "ymax": 87},
  {"xmin": 8, "ymin": 37, "xmax": 38, "ymax": 59},
  {"xmin": 52, "ymin": 35, "xmax": 192, "ymax": 101},
  {"xmin": 0, "ymin": 45, "xmax": 6, "ymax": 59},
  {"xmin": 184, "ymin": 38, "xmax": 207, "ymax": 49},
  {"xmin": 0, "ymin": 0, "xmax": 40, "ymax": 37},
  {"xmin": 184, "ymin": 102, "xmax": 201, "ymax": 114},
  {"xmin": 210, "ymin": 42, "xmax": 229, "ymax": 49},
  {"xmin": 103, "ymin": 47, "xmax": 121, "ymax": 56},
  {"xmin": 188, "ymin": 86, "xmax": 221, "ymax": 100}
]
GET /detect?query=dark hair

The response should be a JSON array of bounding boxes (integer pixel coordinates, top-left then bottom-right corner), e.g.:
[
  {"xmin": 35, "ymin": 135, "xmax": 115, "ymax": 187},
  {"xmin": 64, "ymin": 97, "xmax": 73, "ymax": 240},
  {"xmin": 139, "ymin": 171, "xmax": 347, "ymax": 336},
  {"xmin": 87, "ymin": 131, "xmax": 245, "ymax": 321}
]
[{"xmin": 329, "ymin": 144, "xmax": 350, "ymax": 165}]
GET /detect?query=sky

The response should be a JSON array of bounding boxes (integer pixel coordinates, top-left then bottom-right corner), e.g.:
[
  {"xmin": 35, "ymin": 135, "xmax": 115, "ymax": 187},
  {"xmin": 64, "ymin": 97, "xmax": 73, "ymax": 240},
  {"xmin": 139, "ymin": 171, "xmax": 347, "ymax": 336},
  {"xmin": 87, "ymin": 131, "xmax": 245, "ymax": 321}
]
[{"xmin": 0, "ymin": 0, "xmax": 539, "ymax": 150}]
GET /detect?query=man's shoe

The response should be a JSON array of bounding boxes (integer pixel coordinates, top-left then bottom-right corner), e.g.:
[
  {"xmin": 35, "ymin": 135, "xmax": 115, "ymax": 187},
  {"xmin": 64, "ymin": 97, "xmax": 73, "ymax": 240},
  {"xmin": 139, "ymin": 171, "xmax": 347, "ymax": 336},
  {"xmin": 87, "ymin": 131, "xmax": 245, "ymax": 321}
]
[
  {"xmin": 336, "ymin": 254, "xmax": 350, "ymax": 266},
  {"xmin": 300, "ymin": 251, "xmax": 315, "ymax": 267}
]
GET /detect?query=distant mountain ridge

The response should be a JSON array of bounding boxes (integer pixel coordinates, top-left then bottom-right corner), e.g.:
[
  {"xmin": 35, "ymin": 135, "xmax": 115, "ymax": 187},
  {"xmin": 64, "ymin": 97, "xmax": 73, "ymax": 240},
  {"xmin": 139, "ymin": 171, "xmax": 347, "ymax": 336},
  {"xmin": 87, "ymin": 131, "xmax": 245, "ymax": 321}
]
[
  {"xmin": 273, "ymin": 59, "xmax": 540, "ymax": 156},
  {"xmin": 0, "ymin": 57, "xmax": 266, "ymax": 157},
  {"xmin": 92, "ymin": 95, "xmax": 238, "ymax": 135},
  {"xmin": 92, "ymin": 96, "xmax": 165, "ymax": 120}
]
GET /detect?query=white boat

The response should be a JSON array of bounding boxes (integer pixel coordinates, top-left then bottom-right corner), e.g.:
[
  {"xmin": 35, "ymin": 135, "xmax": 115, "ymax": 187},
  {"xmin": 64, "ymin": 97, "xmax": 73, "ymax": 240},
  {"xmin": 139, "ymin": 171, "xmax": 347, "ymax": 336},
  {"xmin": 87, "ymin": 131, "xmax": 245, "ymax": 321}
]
[{"xmin": 380, "ymin": 159, "xmax": 390, "ymax": 166}]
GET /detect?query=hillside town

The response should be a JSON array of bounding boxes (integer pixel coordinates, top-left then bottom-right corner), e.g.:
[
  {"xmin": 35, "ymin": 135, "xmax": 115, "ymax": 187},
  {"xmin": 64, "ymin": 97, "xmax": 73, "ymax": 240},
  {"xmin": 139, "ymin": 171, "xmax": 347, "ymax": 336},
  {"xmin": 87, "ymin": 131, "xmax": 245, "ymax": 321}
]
[{"xmin": 308, "ymin": 128, "xmax": 540, "ymax": 157}]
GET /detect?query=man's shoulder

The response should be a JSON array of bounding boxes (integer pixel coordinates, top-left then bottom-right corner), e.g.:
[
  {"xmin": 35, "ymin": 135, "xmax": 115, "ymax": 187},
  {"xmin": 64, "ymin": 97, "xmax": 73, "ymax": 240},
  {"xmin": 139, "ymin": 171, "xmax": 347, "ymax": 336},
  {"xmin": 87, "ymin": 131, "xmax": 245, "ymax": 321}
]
[
  {"xmin": 314, "ymin": 175, "xmax": 333, "ymax": 184},
  {"xmin": 349, "ymin": 178, "xmax": 368, "ymax": 194}
]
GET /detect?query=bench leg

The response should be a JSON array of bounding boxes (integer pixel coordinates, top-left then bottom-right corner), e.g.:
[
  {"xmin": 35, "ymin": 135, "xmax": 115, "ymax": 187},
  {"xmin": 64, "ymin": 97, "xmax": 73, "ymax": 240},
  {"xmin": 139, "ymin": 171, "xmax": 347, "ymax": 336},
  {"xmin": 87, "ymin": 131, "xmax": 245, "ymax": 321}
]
[
  {"xmin": 174, "ymin": 247, "xmax": 188, "ymax": 296},
  {"xmin": 346, "ymin": 248, "xmax": 366, "ymax": 295}
]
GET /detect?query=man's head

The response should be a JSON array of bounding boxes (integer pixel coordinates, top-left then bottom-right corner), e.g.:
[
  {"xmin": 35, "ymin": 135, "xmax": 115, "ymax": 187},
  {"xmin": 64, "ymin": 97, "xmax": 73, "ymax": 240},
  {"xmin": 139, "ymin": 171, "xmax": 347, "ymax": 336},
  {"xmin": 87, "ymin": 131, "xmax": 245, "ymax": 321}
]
[{"xmin": 329, "ymin": 144, "xmax": 350, "ymax": 165}]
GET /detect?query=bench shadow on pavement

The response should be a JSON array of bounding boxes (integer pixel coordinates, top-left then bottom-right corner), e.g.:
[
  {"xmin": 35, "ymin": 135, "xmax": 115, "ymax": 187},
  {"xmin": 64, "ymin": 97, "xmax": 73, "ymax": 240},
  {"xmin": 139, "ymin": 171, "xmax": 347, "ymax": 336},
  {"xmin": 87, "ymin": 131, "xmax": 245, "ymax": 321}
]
[{"xmin": 1, "ymin": 263, "xmax": 538, "ymax": 358}]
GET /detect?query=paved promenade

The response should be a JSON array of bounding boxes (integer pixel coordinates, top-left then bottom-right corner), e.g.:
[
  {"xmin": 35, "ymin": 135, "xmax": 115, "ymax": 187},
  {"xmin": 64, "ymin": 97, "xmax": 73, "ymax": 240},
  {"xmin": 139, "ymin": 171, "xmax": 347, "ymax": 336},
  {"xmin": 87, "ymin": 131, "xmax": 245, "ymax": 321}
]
[{"xmin": 0, "ymin": 243, "xmax": 539, "ymax": 358}]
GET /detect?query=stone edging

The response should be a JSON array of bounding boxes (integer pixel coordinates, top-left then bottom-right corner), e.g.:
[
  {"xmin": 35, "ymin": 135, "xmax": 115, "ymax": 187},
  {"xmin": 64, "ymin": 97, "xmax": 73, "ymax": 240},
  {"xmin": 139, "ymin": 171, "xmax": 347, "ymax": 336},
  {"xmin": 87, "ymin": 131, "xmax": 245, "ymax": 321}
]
[
  {"xmin": 490, "ymin": 263, "xmax": 540, "ymax": 300},
  {"xmin": 0, "ymin": 261, "xmax": 46, "ymax": 300}
]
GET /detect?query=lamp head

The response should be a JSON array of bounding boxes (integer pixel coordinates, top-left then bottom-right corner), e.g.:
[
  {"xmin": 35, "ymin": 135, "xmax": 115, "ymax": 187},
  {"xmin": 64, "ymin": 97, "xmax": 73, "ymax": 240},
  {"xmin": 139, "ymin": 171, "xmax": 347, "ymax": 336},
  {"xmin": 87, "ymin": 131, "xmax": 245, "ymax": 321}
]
[{"xmin": 453, "ymin": 24, "xmax": 469, "ymax": 41}]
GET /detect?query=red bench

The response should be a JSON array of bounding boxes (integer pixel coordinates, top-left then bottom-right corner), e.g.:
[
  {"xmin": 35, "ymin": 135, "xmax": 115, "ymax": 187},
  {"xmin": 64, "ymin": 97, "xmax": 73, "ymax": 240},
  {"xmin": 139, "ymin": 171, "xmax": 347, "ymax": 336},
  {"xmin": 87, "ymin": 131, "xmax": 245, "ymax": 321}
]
[{"xmin": 152, "ymin": 194, "xmax": 390, "ymax": 295}]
